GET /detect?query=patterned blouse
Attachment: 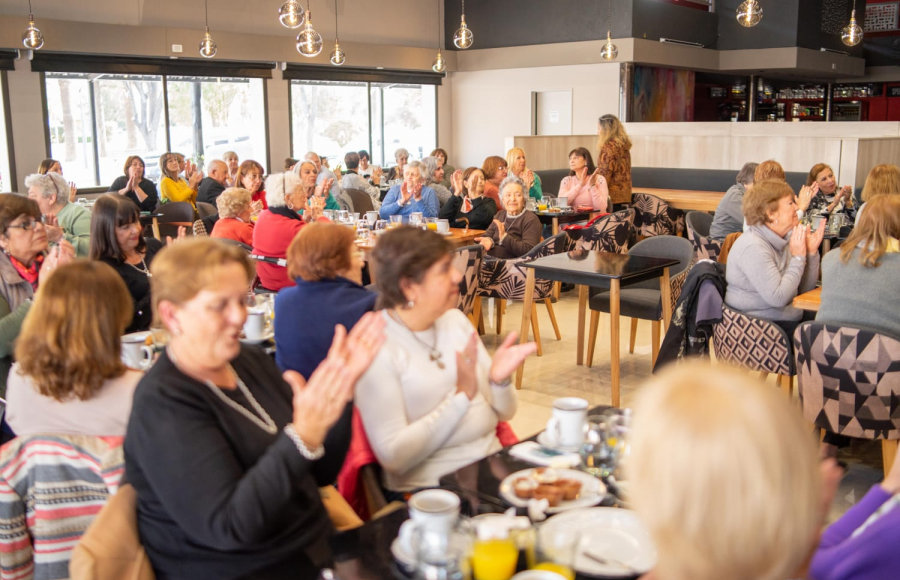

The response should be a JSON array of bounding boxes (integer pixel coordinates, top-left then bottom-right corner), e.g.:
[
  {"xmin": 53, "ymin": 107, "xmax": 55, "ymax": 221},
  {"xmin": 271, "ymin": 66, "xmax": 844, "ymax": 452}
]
[{"xmin": 596, "ymin": 139, "xmax": 632, "ymax": 206}]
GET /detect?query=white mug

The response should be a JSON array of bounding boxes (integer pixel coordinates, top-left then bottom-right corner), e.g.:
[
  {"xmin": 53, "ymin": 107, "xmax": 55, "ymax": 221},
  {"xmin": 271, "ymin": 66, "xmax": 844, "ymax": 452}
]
[
  {"xmin": 557, "ymin": 196, "xmax": 569, "ymax": 208},
  {"xmin": 366, "ymin": 211, "xmax": 379, "ymax": 224},
  {"xmin": 399, "ymin": 489, "xmax": 460, "ymax": 552},
  {"xmin": 121, "ymin": 332, "xmax": 155, "ymax": 371},
  {"xmin": 243, "ymin": 309, "xmax": 267, "ymax": 340},
  {"xmin": 436, "ymin": 219, "xmax": 450, "ymax": 234},
  {"xmin": 544, "ymin": 397, "xmax": 589, "ymax": 448}
]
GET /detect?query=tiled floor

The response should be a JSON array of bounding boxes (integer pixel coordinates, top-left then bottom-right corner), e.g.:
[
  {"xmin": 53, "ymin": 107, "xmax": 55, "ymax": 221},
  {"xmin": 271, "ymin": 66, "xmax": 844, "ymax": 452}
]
[{"xmin": 478, "ymin": 291, "xmax": 885, "ymax": 521}]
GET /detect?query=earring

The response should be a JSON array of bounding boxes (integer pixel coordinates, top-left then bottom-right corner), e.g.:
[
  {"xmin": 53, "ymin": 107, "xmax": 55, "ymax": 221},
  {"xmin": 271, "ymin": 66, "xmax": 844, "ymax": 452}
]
[
  {"xmin": 406, "ymin": 300, "xmax": 415, "ymax": 309},
  {"xmin": 287, "ymin": 200, "xmax": 294, "ymax": 210}
]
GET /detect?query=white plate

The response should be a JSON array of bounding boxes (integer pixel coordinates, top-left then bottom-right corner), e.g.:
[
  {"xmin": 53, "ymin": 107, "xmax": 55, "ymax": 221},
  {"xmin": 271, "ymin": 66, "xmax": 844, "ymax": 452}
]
[
  {"xmin": 541, "ymin": 507, "xmax": 656, "ymax": 578},
  {"xmin": 499, "ymin": 468, "xmax": 605, "ymax": 513},
  {"xmin": 390, "ymin": 537, "xmax": 416, "ymax": 569},
  {"xmin": 537, "ymin": 431, "xmax": 583, "ymax": 453},
  {"xmin": 121, "ymin": 330, "xmax": 152, "ymax": 344},
  {"xmin": 240, "ymin": 329, "xmax": 274, "ymax": 345}
]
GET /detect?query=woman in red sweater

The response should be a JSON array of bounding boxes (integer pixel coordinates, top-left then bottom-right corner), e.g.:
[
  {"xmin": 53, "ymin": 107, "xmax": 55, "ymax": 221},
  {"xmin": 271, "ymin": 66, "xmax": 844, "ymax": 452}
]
[
  {"xmin": 210, "ymin": 187, "xmax": 254, "ymax": 246},
  {"xmin": 252, "ymin": 168, "xmax": 327, "ymax": 291},
  {"xmin": 235, "ymin": 160, "xmax": 268, "ymax": 209}
]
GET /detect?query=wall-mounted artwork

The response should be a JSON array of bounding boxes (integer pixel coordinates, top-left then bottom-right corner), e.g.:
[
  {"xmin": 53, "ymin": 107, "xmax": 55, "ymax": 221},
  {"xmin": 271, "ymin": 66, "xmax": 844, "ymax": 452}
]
[{"xmin": 633, "ymin": 66, "xmax": 695, "ymax": 122}]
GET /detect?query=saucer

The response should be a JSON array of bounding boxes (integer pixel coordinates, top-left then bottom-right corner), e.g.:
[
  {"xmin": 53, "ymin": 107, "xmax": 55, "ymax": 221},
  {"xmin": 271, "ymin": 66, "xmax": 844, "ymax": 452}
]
[
  {"xmin": 537, "ymin": 431, "xmax": 583, "ymax": 453},
  {"xmin": 240, "ymin": 329, "xmax": 274, "ymax": 345}
]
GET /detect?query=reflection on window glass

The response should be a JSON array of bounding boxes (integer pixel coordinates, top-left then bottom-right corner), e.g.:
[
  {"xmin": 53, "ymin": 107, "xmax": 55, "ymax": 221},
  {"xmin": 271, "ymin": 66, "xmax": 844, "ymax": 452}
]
[
  {"xmin": 379, "ymin": 84, "xmax": 436, "ymax": 166},
  {"xmin": 0, "ymin": 75, "xmax": 12, "ymax": 192},
  {"xmin": 167, "ymin": 77, "xmax": 268, "ymax": 174},
  {"xmin": 45, "ymin": 75, "xmax": 97, "ymax": 186},
  {"xmin": 93, "ymin": 75, "xmax": 164, "ymax": 184},
  {"xmin": 291, "ymin": 81, "xmax": 370, "ymax": 168}
]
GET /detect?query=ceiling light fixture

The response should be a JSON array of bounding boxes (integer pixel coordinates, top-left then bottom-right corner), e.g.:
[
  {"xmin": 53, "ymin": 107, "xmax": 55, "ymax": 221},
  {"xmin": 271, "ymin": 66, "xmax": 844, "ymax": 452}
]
[
  {"xmin": 433, "ymin": 0, "xmax": 446, "ymax": 72},
  {"xmin": 199, "ymin": 0, "xmax": 217, "ymax": 58},
  {"xmin": 296, "ymin": 1, "xmax": 323, "ymax": 57},
  {"xmin": 279, "ymin": 0, "xmax": 305, "ymax": 28},
  {"xmin": 600, "ymin": 0, "xmax": 617, "ymax": 61},
  {"xmin": 841, "ymin": 1, "xmax": 863, "ymax": 47},
  {"xmin": 329, "ymin": 0, "xmax": 345, "ymax": 65},
  {"xmin": 452, "ymin": 0, "xmax": 473, "ymax": 50},
  {"xmin": 22, "ymin": 0, "xmax": 44, "ymax": 50},
  {"xmin": 736, "ymin": 0, "xmax": 763, "ymax": 27}
]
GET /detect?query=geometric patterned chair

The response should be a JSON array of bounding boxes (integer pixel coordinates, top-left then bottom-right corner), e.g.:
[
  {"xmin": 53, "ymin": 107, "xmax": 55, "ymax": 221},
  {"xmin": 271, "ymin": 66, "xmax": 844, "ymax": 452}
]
[
  {"xmin": 453, "ymin": 244, "xmax": 484, "ymax": 322},
  {"xmin": 477, "ymin": 232, "xmax": 573, "ymax": 356},
  {"xmin": 685, "ymin": 210, "xmax": 722, "ymax": 262},
  {"xmin": 192, "ymin": 219, "xmax": 209, "ymax": 237},
  {"xmin": 569, "ymin": 208, "xmax": 636, "ymax": 254},
  {"xmin": 795, "ymin": 322, "xmax": 900, "ymax": 474},
  {"xmin": 713, "ymin": 305, "xmax": 796, "ymax": 395},
  {"xmin": 631, "ymin": 192, "xmax": 684, "ymax": 238}
]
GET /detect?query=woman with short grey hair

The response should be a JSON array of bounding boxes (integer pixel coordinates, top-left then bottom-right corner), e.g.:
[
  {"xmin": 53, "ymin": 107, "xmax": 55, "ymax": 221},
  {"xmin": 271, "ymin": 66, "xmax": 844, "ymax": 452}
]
[
  {"xmin": 24, "ymin": 172, "xmax": 92, "ymax": 257},
  {"xmin": 378, "ymin": 161, "xmax": 439, "ymax": 221},
  {"xmin": 422, "ymin": 156, "xmax": 452, "ymax": 208},
  {"xmin": 387, "ymin": 148, "xmax": 410, "ymax": 182},
  {"xmin": 709, "ymin": 161, "xmax": 759, "ymax": 241}
]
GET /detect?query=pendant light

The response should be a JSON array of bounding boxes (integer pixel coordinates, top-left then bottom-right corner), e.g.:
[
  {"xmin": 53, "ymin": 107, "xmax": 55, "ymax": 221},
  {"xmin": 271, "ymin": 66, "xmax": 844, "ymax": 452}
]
[
  {"xmin": 841, "ymin": 0, "xmax": 863, "ymax": 47},
  {"xmin": 296, "ymin": 0, "xmax": 323, "ymax": 57},
  {"xmin": 199, "ymin": 0, "xmax": 217, "ymax": 58},
  {"xmin": 452, "ymin": 0, "xmax": 473, "ymax": 50},
  {"xmin": 600, "ymin": 0, "xmax": 617, "ymax": 61},
  {"xmin": 22, "ymin": 0, "xmax": 44, "ymax": 50},
  {"xmin": 278, "ymin": 0, "xmax": 305, "ymax": 29},
  {"xmin": 736, "ymin": 0, "xmax": 763, "ymax": 27},
  {"xmin": 329, "ymin": 0, "xmax": 345, "ymax": 65},
  {"xmin": 433, "ymin": 0, "xmax": 446, "ymax": 73}
]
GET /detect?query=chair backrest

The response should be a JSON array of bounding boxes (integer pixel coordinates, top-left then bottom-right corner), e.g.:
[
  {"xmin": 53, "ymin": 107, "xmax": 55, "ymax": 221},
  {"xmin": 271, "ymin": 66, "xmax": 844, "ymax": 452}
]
[
  {"xmin": 795, "ymin": 322, "xmax": 900, "ymax": 440},
  {"xmin": 713, "ymin": 305, "xmax": 794, "ymax": 375},
  {"xmin": 192, "ymin": 219, "xmax": 208, "ymax": 237},
  {"xmin": 0, "ymin": 435, "xmax": 125, "ymax": 580},
  {"xmin": 685, "ymin": 211, "xmax": 722, "ymax": 262},
  {"xmin": 718, "ymin": 231, "xmax": 742, "ymax": 264},
  {"xmin": 344, "ymin": 189, "xmax": 375, "ymax": 214},
  {"xmin": 477, "ymin": 232, "xmax": 573, "ymax": 301},
  {"xmin": 196, "ymin": 201, "xmax": 217, "ymax": 219},
  {"xmin": 156, "ymin": 201, "xmax": 194, "ymax": 223},
  {"xmin": 216, "ymin": 237, "xmax": 252, "ymax": 253},
  {"xmin": 627, "ymin": 236, "xmax": 695, "ymax": 300},
  {"xmin": 452, "ymin": 244, "xmax": 484, "ymax": 316},
  {"xmin": 631, "ymin": 192, "xmax": 685, "ymax": 237},
  {"xmin": 574, "ymin": 208, "xmax": 635, "ymax": 254}
]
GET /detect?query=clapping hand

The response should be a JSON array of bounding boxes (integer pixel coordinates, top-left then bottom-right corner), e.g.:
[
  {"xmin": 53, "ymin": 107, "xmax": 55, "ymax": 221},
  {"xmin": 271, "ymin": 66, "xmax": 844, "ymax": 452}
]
[
  {"xmin": 789, "ymin": 224, "xmax": 808, "ymax": 257},
  {"xmin": 325, "ymin": 312, "xmax": 386, "ymax": 386},
  {"xmin": 456, "ymin": 332, "xmax": 480, "ymax": 400},
  {"xmin": 524, "ymin": 169, "xmax": 535, "ymax": 189},
  {"xmin": 798, "ymin": 183, "xmax": 817, "ymax": 212},
  {"xmin": 184, "ymin": 159, "xmax": 196, "ymax": 179},
  {"xmin": 489, "ymin": 332, "xmax": 537, "ymax": 384},
  {"xmin": 451, "ymin": 170, "xmax": 464, "ymax": 196},
  {"xmin": 166, "ymin": 225, "xmax": 187, "ymax": 246},
  {"xmin": 43, "ymin": 215, "xmax": 64, "ymax": 243},
  {"xmin": 807, "ymin": 220, "xmax": 826, "ymax": 254},
  {"xmin": 188, "ymin": 171, "xmax": 203, "ymax": 190},
  {"xmin": 68, "ymin": 183, "xmax": 78, "ymax": 203},
  {"xmin": 305, "ymin": 195, "xmax": 325, "ymax": 222},
  {"xmin": 38, "ymin": 240, "xmax": 75, "ymax": 285},
  {"xmin": 250, "ymin": 200, "xmax": 263, "ymax": 215},
  {"xmin": 492, "ymin": 218, "xmax": 506, "ymax": 239},
  {"xmin": 285, "ymin": 361, "xmax": 353, "ymax": 450}
]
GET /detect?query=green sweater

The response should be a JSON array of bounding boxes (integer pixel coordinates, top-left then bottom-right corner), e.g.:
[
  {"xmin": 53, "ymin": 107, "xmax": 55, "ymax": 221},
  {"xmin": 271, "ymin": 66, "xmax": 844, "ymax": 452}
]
[{"xmin": 55, "ymin": 202, "xmax": 92, "ymax": 257}]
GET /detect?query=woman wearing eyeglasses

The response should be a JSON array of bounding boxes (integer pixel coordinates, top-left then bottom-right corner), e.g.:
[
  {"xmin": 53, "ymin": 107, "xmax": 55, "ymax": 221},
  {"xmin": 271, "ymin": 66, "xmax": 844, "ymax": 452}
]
[
  {"xmin": 235, "ymin": 160, "xmax": 268, "ymax": 210},
  {"xmin": 0, "ymin": 194, "xmax": 74, "ymax": 397},
  {"xmin": 159, "ymin": 152, "xmax": 202, "ymax": 211}
]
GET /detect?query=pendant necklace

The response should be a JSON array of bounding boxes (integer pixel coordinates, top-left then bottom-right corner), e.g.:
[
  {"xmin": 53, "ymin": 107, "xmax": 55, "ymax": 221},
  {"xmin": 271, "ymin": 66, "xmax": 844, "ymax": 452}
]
[
  {"xmin": 389, "ymin": 310, "xmax": 445, "ymax": 369},
  {"xmin": 126, "ymin": 252, "xmax": 151, "ymax": 277}
]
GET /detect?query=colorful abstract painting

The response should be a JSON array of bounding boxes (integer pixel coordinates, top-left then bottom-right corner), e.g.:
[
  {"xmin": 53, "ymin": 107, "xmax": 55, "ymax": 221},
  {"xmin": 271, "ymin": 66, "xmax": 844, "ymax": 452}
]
[{"xmin": 633, "ymin": 66, "xmax": 696, "ymax": 122}]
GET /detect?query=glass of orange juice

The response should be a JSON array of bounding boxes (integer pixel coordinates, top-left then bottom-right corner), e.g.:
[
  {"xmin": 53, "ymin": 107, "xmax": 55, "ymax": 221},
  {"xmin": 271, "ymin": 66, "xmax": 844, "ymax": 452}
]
[
  {"xmin": 527, "ymin": 525, "xmax": 580, "ymax": 580},
  {"xmin": 472, "ymin": 537, "xmax": 518, "ymax": 580},
  {"xmin": 425, "ymin": 217, "xmax": 439, "ymax": 231}
]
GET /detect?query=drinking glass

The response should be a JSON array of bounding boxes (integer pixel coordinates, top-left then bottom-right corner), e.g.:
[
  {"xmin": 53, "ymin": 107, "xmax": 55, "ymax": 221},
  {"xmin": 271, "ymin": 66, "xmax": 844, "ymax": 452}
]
[
  {"xmin": 580, "ymin": 414, "xmax": 618, "ymax": 479},
  {"xmin": 409, "ymin": 212, "xmax": 424, "ymax": 228},
  {"xmin": 414, "ymin": 527, "xmax": 472, "ymax": 580},
  {"xmin": 374, "ymin": 220, "xmax": 388, "ymax": 233},
  {"xmin": 528, "ymin": 524, "xmax": 580, "ymax": 580},
  {"xmin": 324, "ymin": 210, "xmax": 336, "ymax": 221},
  {"xmin": 356, "ymin": 220, "xmax": 371, "ymax": 241},
  {"xmin": 425, "ymin": 217, "xmax": 438, "ymax": 231},
  {"xmin": 390, "ymin": 215, "xmax": 403, "ymax": 228},
  {"xmin": 526, "ymin": 200, "xmax": 536, "ymax": 212},
  {"xmin": 337, "ymin": 210, "xmax": 350, "ymax": 223}
]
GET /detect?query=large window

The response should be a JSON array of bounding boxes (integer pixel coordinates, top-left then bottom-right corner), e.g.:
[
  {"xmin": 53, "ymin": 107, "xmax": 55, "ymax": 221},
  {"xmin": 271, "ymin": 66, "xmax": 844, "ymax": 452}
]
[
  {"xmin": 0, "ymin": 73, "xmax": 14, "ymax": 192},
  {"xmin": 290, "ymin": 80, "xmax": 436, "ymax": 168},
  {"xmin": 44, "ymin": 72, "xmax": 267, "ymax": 187}
]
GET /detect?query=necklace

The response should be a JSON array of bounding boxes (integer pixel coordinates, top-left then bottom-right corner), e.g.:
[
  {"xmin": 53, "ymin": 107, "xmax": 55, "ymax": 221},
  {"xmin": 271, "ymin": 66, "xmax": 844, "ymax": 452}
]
[
  {"xmin": 126, "ymin": 253, "xmax": 151, "ymax": 277},
  {"xmin": 389, "ymin": 310, "xmax": 445, "ymax": 369},
  {"xmin": 167, "ymin": 347, "xmax": 277, "ymax": 434}
]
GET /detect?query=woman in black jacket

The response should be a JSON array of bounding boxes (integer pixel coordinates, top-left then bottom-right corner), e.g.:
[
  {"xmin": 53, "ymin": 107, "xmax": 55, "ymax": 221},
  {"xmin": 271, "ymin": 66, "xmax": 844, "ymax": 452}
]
[
  {"xmin": 123, "ymin": 238, "xmax": 384, "ymax": 580},
  {"xmin": 440, "ymin": 167, "xmax": 497, "ymax": 230},
  {"xmin": 107, "ymin": 155, "xmax": 159, "ymax": 212}
]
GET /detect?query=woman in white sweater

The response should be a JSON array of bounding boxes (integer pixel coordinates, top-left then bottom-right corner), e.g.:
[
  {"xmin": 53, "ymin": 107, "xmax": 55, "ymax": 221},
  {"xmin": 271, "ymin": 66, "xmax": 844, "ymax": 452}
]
[{"xmin": 356, "ymin": 227, "xmax": 536, "ymax": 494}]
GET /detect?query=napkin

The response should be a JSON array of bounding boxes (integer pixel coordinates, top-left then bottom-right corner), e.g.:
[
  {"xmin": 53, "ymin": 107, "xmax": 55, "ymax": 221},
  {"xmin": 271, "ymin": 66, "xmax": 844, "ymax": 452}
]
[{"xmin": 508, "ymin": 441, "xmax": 580, "ymax": 468}]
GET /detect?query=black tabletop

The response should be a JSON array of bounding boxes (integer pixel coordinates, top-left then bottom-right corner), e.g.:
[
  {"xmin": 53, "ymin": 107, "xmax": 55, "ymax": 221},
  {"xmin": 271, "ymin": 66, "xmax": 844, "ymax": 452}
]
[
  {"xmin": 532, "ymin": 210, "xmax": 593, "ymax": 226},
  {"xmin": 520, "ymin": 251, "xmax": 680, "ymax": 288}
]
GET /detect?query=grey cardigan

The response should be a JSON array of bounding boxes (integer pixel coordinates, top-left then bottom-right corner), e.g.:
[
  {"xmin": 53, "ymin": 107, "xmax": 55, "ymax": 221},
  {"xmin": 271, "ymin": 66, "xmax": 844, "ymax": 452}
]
[
  {"xmin": 709, "ymin": 183, "xmax": 746, "ymax": 241},
  {"xmin": 817, "ymin": 248, "xmax": 900, "ymax": 338},
  {"xmin": 724, "ymin": 225, "xmax": 820, "ymax": 321},
  {"xmin": 0, "ymin": 252, "xmax": 35, "ymax": 397}
]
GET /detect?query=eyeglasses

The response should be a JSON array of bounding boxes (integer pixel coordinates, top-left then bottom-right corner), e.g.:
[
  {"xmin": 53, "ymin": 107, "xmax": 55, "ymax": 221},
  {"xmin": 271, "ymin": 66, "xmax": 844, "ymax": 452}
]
[{"xmin": 6, "ymin": 218, "xmax": 39, "ymax": 232}]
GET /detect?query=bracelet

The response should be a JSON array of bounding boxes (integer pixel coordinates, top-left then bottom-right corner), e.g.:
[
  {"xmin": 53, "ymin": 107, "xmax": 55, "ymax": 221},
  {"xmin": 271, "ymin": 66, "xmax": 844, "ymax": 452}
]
[
  {"xmin": 283, "ymin": 425, "xmax": 325, "ymax": 460},
  {"xmin": 490, "ymin": 377, "xmax": 512, "ymax": 389}
]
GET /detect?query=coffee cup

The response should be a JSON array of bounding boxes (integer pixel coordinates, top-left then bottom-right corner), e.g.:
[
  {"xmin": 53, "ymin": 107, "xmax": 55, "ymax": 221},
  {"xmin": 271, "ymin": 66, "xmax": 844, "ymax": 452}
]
[
  {"xmin": 121, "ymin": 332, "xmax": 155, "ymax": 371},
  {"xmin": 436, "ymin": 219, "xmax": 450, "ymax": 234},
  {"xmin": 557, "ymin": 196, "xmax": 569, "ymax": 209},
  {"xmin": 366, "ymin": 211, "xmax": 379, "ymax": 224},
  {"xmin": 544, "ymin": 397, "xmax": 589, "ymax": 449},
  {"xmin": 243, "ymin": 308, "xmax": 267, "ymax": 340},
  {"xmin": 399, "ymin": 489, "xmax": 461, "ymax": 552}
]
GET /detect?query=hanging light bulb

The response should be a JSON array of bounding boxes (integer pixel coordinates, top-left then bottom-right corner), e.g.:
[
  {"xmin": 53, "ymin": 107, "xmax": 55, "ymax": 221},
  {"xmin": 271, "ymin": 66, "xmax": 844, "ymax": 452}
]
[
  {"xmin": 600, "ymin": 31, "xmax": 618, "ymax": 61},
  {"xmin": 279, "ymin": 0, "xmax": 305, "ymax": 28},
  {"xmin": 841, "ymin": 8, "xmax": 863, "ymax": 46},
  {"xmin": 198, "ymin": 0, "xmax": 217, "ymax": 58},
  {"xmin": 736, "ymin": 0, "xmax": 763, "ymax": 27},
  {"xmin": 453, "ymin": 0, "xmax": 473, "ymax": 49},
  {"xmin": 22, "ymin": 0, "xmax": 44, "ymax": 50},
  {"xmin": 296, "ymin": 10, "xmax": 323, "ymax": 57},
  {"xmin": 329, "ymin": 0, "xmax": 345, "ymax": 65},
  {"xmin": 433, "ymin": 0, "xmax": 446, "ymax": 73}
]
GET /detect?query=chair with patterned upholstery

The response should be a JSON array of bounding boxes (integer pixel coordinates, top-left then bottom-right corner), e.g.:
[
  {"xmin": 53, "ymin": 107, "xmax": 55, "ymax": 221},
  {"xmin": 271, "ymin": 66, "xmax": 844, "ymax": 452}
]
[
  {"xmin": 477, "ymin": 233, "xmax": 573, "ymax": 357},
  {"xmin": 631, "ymin": 192, "xmax": 684, "ymax": 238},
  {"xmin": 713, "ymin": 305, "xmax": 796, "ymax": 394},
  {"xmin": 568, "ymin": 208, "xmax": 636, "ymax": 254},
  {"xmin": 192, "ymin": 219, "xmax": 209, "ymax": 237},
  {"xmin": 452, "ymin": 244, "xmax": 483, "ymax": 326},
  {"xmin": 795, "ymin": 322, "xmax": 900, "ymax": 475},
  {"xmin": 685, "ymin": 210, "xmax": 722, "ymax": 262},
  {"xmin": 586, "ymin": 236, "xmax": 694, "ymax": 368}
]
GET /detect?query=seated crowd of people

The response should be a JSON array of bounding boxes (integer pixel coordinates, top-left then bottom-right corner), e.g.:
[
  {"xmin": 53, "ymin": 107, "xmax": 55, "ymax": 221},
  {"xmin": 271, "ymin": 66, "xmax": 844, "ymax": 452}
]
[{"xmin": 0, "ymin": 112, "xmax": 897, "ymax": 580}]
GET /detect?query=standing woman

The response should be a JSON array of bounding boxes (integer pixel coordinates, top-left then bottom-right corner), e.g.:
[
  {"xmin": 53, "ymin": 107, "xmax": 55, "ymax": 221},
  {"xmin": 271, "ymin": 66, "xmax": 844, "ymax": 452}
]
[
  {"xmin": 595, "ymin": 114, "xmax": 633, "ymax": 211},
  {"xmin": 90, "ymin": 194, "xmax": 164, "ymax": 334},
  {"xmin": 223, "ymin": 151, "xmax": 239, "ymax": 187},
  {"xmin": 558, "ymin": 148, "xmax": 609, "ymax": 212},
  {"xmin": 234, "ymin": 160, "xmax": 268, "ymax": 210},
  {"xmin": 481, "ymin": 156, "xmax": 508, "ymax": 208},
  {"xmin": 440, "ymin": 167, "xmax": 497, "ymax": 230},
  {"xmin": 159, "ymin": 152, "xmax": 202, "ymax": 211},
  {"xmin": 37, "ymin": 158, "xmax": 77, "ymax": 202},
  {"xmin": 108, "ymin": 155, "xmax": 159, "ymax": 212},
  {"xmin": 506, "ymin": 147, "xmax": 542, "ymax": 201}
]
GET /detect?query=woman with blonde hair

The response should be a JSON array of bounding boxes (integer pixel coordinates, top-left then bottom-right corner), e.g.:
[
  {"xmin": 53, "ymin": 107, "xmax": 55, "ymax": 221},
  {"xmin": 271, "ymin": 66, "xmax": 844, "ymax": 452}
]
[
  {"xmin": 629, "ymin": 362, "xmax": 838, "ymax": 580},
  {"xmin": 6, "ymin": 261, "xmax": 140, "ymax": 437},
  {"xmin": 37, "ymin": 158, "xmax": 77, "ymax": 202},
  {"xmin": 223, "ymin": 151, "xmax": 239, "ymax": 187},
  {"xmin": 159, "ymin": 152, "xmax": 202, "ymax": 210},
  {"xmin": 210, "ymin": 187, "xmax": 255, "ymax": 247},
  {"xmin": 855, "ymin": 164, "xmax": 900, "ymax": 223},
  {"xmin": 595, "ymin": 114, "xmax": 632, "ymax": 210},
  {"xmin": 505, "ymin": 147, "xmax": 542, "ymax": 201}
]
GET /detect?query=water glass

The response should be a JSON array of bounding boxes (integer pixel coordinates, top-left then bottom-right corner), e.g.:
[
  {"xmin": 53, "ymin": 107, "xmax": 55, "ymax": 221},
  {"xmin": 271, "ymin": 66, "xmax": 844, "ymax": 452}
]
[
  {"xmin": 324, "ymin": 210, "xmax": 336, "ymax": 221},
  {"xmin": 414, "ymin": 527, "xmax": 472, "ymax": 580},
  {"xmin": 410, "ymin": 212, "xmax": 424, "ymax": 228},
  {"xmin": 528, "ymin": 524, "xmax": 580, "ymax": 580},
  {"xmin": 580, "ymin": 414, "xmax": 618, "ymax": 479},
  {"xmin": 356, "ymin": 220, "xmax": 371, "ymax": 240},
  {"xmin": 374, "ymin": 219, "xmax": 388, "ymax": 232},
  {"xmin": 337, "ymin": 210, "xmax": 350, "ymax": 223},
  {"xmin": 390, "ymin": 215, "xmax": 404, "ymax": 228}
]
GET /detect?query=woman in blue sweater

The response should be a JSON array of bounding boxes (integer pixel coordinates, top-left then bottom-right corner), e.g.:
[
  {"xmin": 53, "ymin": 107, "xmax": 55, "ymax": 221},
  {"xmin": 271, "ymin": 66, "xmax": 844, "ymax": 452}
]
[{"xmin": 275, "ymin": 222, "xmax": 376, "ymax": 379}]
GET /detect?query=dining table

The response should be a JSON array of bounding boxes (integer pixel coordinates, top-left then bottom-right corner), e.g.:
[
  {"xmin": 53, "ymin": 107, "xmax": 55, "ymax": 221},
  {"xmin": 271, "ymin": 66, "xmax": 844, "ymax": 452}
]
[
  {"xmin": 356, "ymin": 227, "xmax": 485, "ymax": 252},
  {"xmin": 517, "ymin": 251, "xmax": 680, "ymax": 406},
  {"xmin": 631, "ymin": 188, "xmax": 724, "ymax": 212},
  {"xmin": 793, "ymin": 286, "xmax": 821, "ymax": 312},
  {"xmin": 139, "ymin": 212, "xmax": 164, "ymax": 240},
  {"xmin": 533, "ymin": 209, "xmax": 599, "ymax": 236}
]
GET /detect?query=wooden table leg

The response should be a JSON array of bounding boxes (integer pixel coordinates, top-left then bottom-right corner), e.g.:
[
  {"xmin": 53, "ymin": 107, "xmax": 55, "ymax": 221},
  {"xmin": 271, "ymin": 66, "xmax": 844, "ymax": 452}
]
[
  {"xmin": 610, "ymin": 279, "xmax": 621, "ymax": 408},
  {"xmin": 152, "ymin": 217, "xmax": 161, "ymax": 241},
  {"xmin": 515, "ymin": 269, "xmax": 536, "ymax": 389},
  {"xmin": 577, "ymin": 285, "xmax": 588, "ymax": 366},
  {"xmin": 659, "ymin": 267, "xmax": 672, "ymax": 332},
  {"xmin": 552, "ymin": 217, "xmax": 559, "ymax": 236}
]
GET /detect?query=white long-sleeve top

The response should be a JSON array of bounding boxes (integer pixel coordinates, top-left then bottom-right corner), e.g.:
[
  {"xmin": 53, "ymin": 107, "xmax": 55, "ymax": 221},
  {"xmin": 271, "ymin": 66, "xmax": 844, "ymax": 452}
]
[{"xmin": 355, "ymin": 308, "xmax": 517, "ymax": 492}]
